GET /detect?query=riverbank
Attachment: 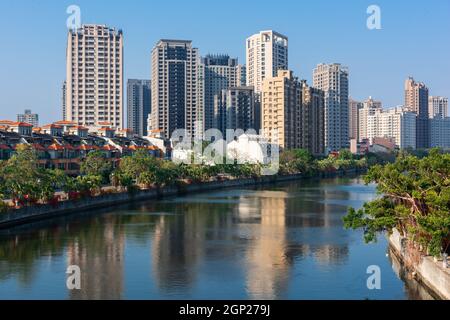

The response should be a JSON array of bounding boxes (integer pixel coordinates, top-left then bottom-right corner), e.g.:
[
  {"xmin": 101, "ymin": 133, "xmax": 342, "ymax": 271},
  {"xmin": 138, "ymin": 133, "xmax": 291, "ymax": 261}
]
[
  {"xmin": 389, "ymin": 229, "xmax": 450, "ymax": 300},
  {"xmin": 0, "ymin": 169, "xmax": 363, "ymax": 229}
]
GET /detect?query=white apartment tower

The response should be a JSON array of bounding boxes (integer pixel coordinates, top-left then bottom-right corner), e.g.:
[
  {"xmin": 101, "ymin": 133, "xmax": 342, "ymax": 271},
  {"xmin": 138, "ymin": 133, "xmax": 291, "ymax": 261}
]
[
  {"xmin": 364, "ymin": 106, "xmax": 416, "ymax": 149},
  {"xmin": 428, "ymin": 96, "xmax": 448, "ymax": 119},
  {"xmin": 246, "ymin": 30, "xmax": 288, "ymax": 94},
  {"xmin": 313, "ymin": 63, "xmax": 349, "ymax": 152},
  {"xmin": 150, "ymin": 40, "xmax": 200, "ymax": 139},
  {"xmin": 358, "ymin": 96, "xmax": 382, "ymax": 142},
  {"xmin": 65, "ymin": 25, "xmax": 124, "ymax": 129}
]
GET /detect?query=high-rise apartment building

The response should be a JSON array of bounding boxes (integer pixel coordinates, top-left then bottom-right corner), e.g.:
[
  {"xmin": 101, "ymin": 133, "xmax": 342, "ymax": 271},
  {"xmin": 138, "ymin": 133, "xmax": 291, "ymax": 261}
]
[
  {"xmin": 17, "ymin": 109, "xmax": 39, "ymax": 127},
  {"xmin": 127, "ymin": 79, "xmax": 151, "ymax": 137},
  {"xmin": 358, "ymin": 96, "xmax": 382, "ymax": 142},
  {"xmin": 261, "ymin": 70, "xmax": 301, "ymax": 150},
  {"xmin": 246, "ymin": 30, "xmax": 288, "ymax": 94},
  {"xmin": 404, "ymin": 77, "xmax": 429, "ymax": 149},
  {"xmin": 428, "ymin": 96, "xmax": 448, "ymax": 119},
  {"xmin": 150, "ymin": 40, "xmax": 199, "ymax": 139},
  {"xmin": 348, "ymin": 98, "xmax": 363, "ymax": 140},
  {"xmin": 313, "ymin": 63, "xmax": 349, "ymax": 152},
  {"xmin": 364, "ymin": 106, "xmax": 416, "ymax": 149},
  {"xmin": 65, "ymin": 24, "xmax": 124, "ymax": 129},
  {"xmin": 198, "ymin": 54, "xmax": 245, "ymax": 132},
  {"xmin": 213, "ymin": 86, "xmax": 256, "ymax": 133},
  {"xmin": 429, "ymin": 117, "xmax": 450, "ymax": 148},
  {"xmin": 62, "ymin": 81, "xmax": 67, "ymax": 121},
  {"xmin": 301, "ymin": 81, "xmax": 325, "ymax": 155},
  {"xmin": 261, "ymin": 71, "xmax": 325, "ymax": 154}
]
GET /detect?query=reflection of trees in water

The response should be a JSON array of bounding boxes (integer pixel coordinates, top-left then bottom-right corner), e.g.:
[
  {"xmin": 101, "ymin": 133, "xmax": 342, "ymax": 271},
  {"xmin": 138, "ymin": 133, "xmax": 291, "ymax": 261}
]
[
  {"xmin": 150, "ymin": 200, "xmax": 233, "ymax": 294},
  {"xmin": 0, "ymin": 214, "xmax": 138, "ymax": 297}
]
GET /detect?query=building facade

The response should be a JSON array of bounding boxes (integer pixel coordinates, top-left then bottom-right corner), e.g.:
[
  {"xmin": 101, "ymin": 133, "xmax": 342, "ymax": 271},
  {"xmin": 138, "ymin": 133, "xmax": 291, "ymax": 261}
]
[
  {"xmin": 198, "ymin": 54, "xmax": 245, "ymax": 132},
  {"xmin": 261, "ymin": 70, "xmax": 301, "ymax": 150},
  {"xmin": 358, "ymin": 96, "xmax": 382, "ymax": 142},
  {"xmin": 404, "ymin": 77, "xmax": 429, "ymax": 149},
  {"xmin": 150, "ymin": 40, "xmax": 200, "ymax": 139},
  {"xmin": 65, "ymin": 25, "xmax": 124, "ymax": 129},
  {"xmin": 261, "ymin": 71, "xmax": 325, "ymax": 154},
  {"xmin": 17, "ymin": 109, "xmax": 39, "ymax": 127},
  {"xmin": 429, "ymin": 117, "xmax": 450, "ymax": 148},
  {"xmin": 127, "ymin": 79, "xmax": 151, "ymax": 137},
  {"xmin": 428, "ymin": 96, "xmax": 448, "ymax": 119},
  {"xmin": 348, "ymin": 98, "xmax": 363, "ymax": 140},
  {"xmin": 313, "ymin": 63, "xmax": 349, "ymax": 152},
  {"xmin": 246, "ymin": 30, "xmax": 288, "ymax": 94},
  {"xmin": 301, "ymin": 81, "xmax": 325, "ymax": 155},
  {"xmin": 213, "ymin": 86, "xmax": 256, "ymax": 133},
  {"xmin": 364, "ymin": 106, "xmax": 416, "ymax": 149}
]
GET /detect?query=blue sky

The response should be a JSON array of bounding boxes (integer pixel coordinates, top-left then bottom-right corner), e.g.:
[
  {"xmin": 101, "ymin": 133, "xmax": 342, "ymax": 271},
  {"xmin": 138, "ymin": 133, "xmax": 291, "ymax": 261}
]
[{"xmin": 0, "ymin": 0, "xmax": 449, "ymax": 125}]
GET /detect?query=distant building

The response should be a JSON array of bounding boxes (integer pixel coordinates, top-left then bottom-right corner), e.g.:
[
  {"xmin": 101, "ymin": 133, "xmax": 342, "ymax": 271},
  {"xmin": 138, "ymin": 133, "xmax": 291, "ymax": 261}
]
[
  {"xmin": 348, "ymin": 98, "xmax": 363, "ymax": 140},
  {"xmin": 150, "ymin": 39, "xmax": 200, "ymax": 139},
  {"xmin": 198, "ymin": 54, "xmax": 245, "ymax": 132},
  {"xmin": 214, "ymin": 86, "xmax": 256, "ymax": 133},
  {"xmin": 246, "ymin": 30, "xmax": 288, "ymax": 94},
  {"xmin": 301, "ymin": 80, "xmax": 325, "ymax": 155},
  {"xmin": 313, "ymin": 63, "xmax": 349, "ymax": 152},
  {"xmin": 65, "ymin": 24, "xmax": 124, "ymax": 129},
  {"xmin": 429, "ymin": 117, "xmax": 450, "ymax": 148},
  {"xmin": 428, "ymin": 96, "xmax": 448, "ymax": 119},
  {"xmin": 404, "ymin": 77, "xmax": 429, "ymax": 149},
  {"xmin": 364, "ymin": 106, "xmax": 416, "ymax": 149},
  {"xmin": 17, "ymin": 109, "xmax": 39, "ymax": 127},
  {"xmin": 127, "ymin": 79, "xmax": 151, "ymax": 137},
  {"xmin": 358, "ymin": 97, "xmax": 382, "ymax": 142}
]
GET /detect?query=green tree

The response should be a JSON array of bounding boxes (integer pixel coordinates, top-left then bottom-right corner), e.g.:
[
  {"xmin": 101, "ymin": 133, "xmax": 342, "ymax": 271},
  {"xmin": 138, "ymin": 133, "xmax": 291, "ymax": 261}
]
[
  {"xmin": 344, "ymin": 148, "xmax": 450, "ymax": 257},
  {"xmin": 80, "ymin": 150, "xmax": 112, "ymax": 183}
]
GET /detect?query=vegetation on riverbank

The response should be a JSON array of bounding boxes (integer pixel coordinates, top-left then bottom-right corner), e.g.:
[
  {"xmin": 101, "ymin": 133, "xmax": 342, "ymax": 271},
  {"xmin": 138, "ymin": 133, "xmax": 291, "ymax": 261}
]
[
  {"xmin": 344, "ymin": 149, "xmax": 450, "ymax": 258},
  {"xmin": 0, "ymin": 144, "xmax": 371, "ymax": 211}
]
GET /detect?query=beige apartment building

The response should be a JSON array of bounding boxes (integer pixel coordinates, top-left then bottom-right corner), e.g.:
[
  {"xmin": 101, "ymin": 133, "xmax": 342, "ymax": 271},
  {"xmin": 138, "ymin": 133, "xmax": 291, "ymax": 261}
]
[
  {"xmin": 246, "ymin": 30, "xmax": 288, "ymax": 94},
  {"xmin": 428, "ymin": 96, "xmax": 448, "ymax": 119},
  {"xmin": 65, "ymin": 25, "xmax": 124, "ymax": 129},
  {"xmin": 261, "ymin": 70, "xmax": 324, "ymax": 154}
]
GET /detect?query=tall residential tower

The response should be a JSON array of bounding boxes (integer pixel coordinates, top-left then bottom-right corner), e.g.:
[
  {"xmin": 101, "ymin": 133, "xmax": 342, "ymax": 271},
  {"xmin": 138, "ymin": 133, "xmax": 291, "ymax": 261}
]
[
  {"xmin": 150, "ymin": 40, "xmax": 200, "ymax": 139},
  {"xmin": 127, "ymin": 79, "xmax": 151, "ymax": 137},
  {"xmin": 313, "ymin": 63, "xmax": 349, "ymax": 152},
  {"xmin": 246, "ymin": 30, "xmax": 288, "ymax": 94},
  {"xmin": 65, "ymin": 24, "xmax": 124, "ymax": 129}
]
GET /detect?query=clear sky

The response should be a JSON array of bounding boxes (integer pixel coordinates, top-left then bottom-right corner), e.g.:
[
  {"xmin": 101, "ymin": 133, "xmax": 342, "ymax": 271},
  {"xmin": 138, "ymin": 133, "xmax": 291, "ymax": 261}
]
[{"xmin": 0, "ymin": 0, "xmax": 449, "ymax": 125}]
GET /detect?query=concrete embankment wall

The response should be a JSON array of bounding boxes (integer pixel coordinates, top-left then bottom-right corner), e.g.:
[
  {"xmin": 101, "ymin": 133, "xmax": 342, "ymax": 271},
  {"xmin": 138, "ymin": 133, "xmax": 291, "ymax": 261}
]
[
  {"xmin": 0, "ymin": 169, "xmax": 359, "ymax": 229},
  {"xmin": 389, "ymin": 229, "xmax": 450, "ymax": 300}
]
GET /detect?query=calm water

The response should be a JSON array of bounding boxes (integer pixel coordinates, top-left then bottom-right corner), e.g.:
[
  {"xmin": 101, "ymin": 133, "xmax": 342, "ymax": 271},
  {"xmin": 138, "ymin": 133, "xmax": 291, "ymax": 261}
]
[{"xmin": 0, "ymin": 177, "xmax": 435, "ymax": 300}]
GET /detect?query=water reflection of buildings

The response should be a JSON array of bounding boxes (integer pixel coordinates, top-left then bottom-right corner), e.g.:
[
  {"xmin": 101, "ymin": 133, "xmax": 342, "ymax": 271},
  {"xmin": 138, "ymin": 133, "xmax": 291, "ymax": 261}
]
[
  {"xmin": 67, "ymin": 217, "xmax": 125, "ymax": 300},
  {"xmin": 241, "ymin": 191, "xmax": 290, "ymax": 300},
  {"xmin": 148, "ymin": 183, "xmax": 353, "ymax": 299}
]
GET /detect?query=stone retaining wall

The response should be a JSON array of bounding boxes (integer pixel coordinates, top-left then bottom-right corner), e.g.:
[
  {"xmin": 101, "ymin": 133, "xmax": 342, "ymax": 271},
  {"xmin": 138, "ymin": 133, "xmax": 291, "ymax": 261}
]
[{"xmin": 389, "ymin": 229, "xmax": 450, "ymax": 300}]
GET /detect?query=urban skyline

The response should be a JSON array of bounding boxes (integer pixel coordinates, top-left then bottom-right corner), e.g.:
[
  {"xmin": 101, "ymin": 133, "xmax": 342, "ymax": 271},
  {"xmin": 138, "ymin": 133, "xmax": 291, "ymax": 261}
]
[{"xmin": 0, "ymin": 0, "xmax": 449, "ymax": 125}]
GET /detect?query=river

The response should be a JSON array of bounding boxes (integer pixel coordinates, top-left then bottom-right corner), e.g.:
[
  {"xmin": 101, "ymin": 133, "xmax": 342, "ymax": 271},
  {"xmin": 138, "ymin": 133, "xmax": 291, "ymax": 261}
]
[{"xmin": 0, "ymin": 176, "xmax": 435, "ymax": 300}]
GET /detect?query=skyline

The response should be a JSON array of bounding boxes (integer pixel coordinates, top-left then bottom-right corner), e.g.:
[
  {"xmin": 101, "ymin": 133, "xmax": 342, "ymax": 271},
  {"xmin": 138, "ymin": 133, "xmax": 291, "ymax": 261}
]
[{"xmin": 0, "ymin": 0, "xmax": 449, "ymax": 125}]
